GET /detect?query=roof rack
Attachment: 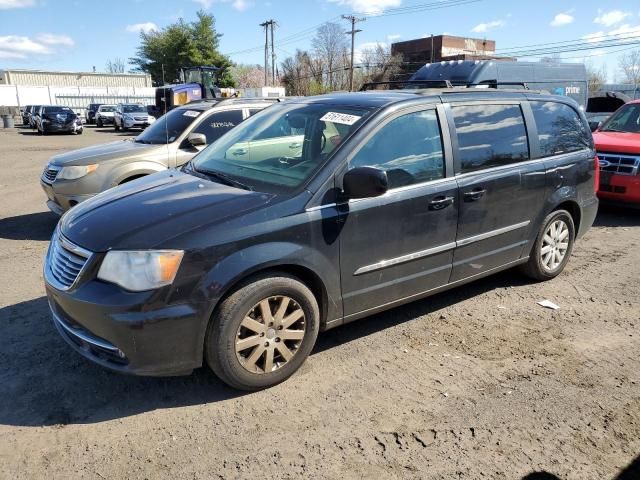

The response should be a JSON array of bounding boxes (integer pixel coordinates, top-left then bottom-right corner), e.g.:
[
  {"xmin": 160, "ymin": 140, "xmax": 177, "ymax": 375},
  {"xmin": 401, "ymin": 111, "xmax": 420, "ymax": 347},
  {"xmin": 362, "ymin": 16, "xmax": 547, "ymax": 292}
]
[
  {"xmin": 360, "ymin": 80, "xmax": 453, "ymax": 91},
  {"xmin": 360, "ymin": 80, "xmax": 535, "ymax": 92}
]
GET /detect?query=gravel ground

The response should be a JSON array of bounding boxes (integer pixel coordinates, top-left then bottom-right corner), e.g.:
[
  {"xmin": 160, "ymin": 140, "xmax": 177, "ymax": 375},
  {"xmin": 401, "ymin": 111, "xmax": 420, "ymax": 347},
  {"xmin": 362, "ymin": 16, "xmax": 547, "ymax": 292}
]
[{"xmin": 0, "ymin": 125, "xmax": 639, "ymax": 480}]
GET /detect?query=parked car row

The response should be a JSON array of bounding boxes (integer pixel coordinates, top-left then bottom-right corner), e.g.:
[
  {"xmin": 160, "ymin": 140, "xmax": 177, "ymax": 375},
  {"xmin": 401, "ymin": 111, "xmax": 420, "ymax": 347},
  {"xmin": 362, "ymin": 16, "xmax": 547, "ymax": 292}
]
[
  {"xmin": 21, "ymin": 104, "xmax": 83, "ymax": 135},
  {"xmin": 41, "ymin": 87, "xmax": 602, "ymax": 391},
  {"xmin": 86, "ymin": 103, "xmax": 160, "ymax": 126}
]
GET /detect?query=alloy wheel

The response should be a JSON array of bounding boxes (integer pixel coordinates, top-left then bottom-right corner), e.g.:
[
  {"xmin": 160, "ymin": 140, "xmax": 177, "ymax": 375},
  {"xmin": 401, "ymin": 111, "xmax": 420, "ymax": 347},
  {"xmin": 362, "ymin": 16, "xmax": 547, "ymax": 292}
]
[
  {"xmin": 540, "ymin": 219, "xmax": 569, "ymax": 272},
  {"xmin": 235, "ymin": 296, "xmax": 306, "ymax": 374}
]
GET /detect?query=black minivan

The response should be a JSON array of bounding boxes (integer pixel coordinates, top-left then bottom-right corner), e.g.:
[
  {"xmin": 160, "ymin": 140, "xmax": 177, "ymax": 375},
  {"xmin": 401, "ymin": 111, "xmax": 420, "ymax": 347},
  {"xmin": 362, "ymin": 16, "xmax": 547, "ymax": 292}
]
[{"xmin": 44, "ymin": 89, "xmax": 599, "ymax": 390}]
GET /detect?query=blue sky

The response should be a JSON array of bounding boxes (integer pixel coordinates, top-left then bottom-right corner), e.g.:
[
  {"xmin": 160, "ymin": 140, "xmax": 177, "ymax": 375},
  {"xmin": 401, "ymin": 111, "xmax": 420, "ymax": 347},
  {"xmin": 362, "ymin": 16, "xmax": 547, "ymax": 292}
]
[{"xmin": 1, "ymin": 0, "xmax": 639, "ymax": 81}]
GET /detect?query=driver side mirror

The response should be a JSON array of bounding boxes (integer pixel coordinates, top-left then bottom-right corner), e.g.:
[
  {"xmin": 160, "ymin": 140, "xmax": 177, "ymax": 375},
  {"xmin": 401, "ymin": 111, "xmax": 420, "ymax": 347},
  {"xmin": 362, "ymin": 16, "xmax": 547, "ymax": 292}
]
[
  {"xmin": 343, "ymin": 166, "xmax": 389, "ymax": 199},
  {"xmin": 590, "ymin": 121, "xmax": 603, "ymax": 132},
  {"xmin": 187, "ymin": 133, "xmax": 207, "ymax": 147}
]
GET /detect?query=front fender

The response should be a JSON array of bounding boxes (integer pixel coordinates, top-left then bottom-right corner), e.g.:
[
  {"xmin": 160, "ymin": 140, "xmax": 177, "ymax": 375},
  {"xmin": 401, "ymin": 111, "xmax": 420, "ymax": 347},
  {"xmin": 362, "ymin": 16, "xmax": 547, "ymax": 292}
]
[
  {"xmin": 108, "ymin": 161, "xmax": 167, "ymax": 188},
  {"xmin": 194, "ymin": 240, "xmax": 341, "ymax": 330}
]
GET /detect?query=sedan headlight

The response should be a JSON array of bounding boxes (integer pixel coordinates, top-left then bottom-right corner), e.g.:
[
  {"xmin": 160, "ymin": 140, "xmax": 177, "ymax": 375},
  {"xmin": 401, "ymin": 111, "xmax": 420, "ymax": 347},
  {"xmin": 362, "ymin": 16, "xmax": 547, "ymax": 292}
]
[
  {"xmin": 57, "ymin": 164, "xmax": 98, "ymax": 180},
  {"xmin": 97, "ymin": 250, "xmax": 184, "ymax": 291}
]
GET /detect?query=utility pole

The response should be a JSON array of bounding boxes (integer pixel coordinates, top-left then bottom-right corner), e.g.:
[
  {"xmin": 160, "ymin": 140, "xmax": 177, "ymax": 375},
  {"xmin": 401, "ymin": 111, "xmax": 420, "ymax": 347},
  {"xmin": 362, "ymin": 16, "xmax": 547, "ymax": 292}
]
[
  {"xmin": 260, "ymin": 19, "xmax": 277, "ymax": 87},
  {"xmin": 270, "ymin": 20, "xmax": 277, "ymax": 86},
  {"xmin": 260, "ymin": 21, "xmax": 270, "ymax": 86},
  {"xmin": 342, "ymin": 15, "xmax": 365, "ymax": 92}
]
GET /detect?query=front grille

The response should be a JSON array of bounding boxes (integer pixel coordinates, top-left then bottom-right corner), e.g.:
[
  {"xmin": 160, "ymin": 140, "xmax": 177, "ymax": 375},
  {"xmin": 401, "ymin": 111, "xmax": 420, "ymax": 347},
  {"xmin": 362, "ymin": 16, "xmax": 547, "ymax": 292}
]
[
  {"xmin": 599, "ymin": 185, "xmax": 627, "ymax": 194},
  {"xmin": 134, "ymin": 116, "xmax": 147, "ymax": 121},
  {"xmin": 42, "ymin": 165, "xmax": 60, "ymax": 183},
  {"xmin": 598, "ymin": 152, "xmax": 640, "ymax": 176},
  {"xmin": 46, "ymin": 232, "xmax": 92, "ymax": 290}
]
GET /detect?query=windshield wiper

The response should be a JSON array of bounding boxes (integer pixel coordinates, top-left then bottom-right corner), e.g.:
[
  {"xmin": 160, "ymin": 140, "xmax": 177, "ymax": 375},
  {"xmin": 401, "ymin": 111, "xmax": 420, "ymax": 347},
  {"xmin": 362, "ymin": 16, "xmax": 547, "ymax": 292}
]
[
  {"xmin": 194, "ymin": 167, "xmax": 253, "ymax": 191},
  {"xmin": 602, "ymin": 127, "xmax": 627, "ymax": 133}
]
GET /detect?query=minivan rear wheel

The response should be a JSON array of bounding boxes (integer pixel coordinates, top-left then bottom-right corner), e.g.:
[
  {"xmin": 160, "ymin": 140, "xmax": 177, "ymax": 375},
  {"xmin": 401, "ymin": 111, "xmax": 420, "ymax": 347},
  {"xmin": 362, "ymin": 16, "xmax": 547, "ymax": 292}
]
[
  {"xmin": 520, "ymin": 209, "xmax": 575, "ymax": 281},
  {"xmin": 205, "ymin": 273, "xmax": 319, "ymax": 390}
]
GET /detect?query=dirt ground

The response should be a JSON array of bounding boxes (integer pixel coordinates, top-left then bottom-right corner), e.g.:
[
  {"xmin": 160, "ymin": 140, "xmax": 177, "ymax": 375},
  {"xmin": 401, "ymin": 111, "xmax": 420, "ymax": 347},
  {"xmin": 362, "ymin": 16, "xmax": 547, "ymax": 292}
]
[{"xmin": 0, "ymin": 124, "xmax": 638, "ymax": 480}]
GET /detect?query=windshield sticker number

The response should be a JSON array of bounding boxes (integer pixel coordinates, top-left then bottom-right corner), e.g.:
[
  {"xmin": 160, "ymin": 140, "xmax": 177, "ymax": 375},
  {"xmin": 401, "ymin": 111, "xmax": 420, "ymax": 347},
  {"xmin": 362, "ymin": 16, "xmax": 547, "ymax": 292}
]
[
  {"xmin": 211, "ymin": 122, "xmax": 235, "ymax": 129},
  {"xmin": 183, "ymin": 111, "xmax": 200, "ymax": 117},
  {"xmin": 320, "ymin": 112, "xmax": 361, "ymax": 126}
]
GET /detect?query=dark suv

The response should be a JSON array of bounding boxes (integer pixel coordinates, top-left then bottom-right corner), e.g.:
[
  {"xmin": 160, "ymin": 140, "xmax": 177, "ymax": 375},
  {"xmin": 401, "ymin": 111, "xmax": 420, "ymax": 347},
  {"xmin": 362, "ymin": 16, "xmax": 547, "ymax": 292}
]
[
  {"xmin": 44, "ymin": 89, "xmax": 598, "ymax": 390},
  {"xmin": 86, "ymin": 103, "xmax": 102, "ymax": 124}
]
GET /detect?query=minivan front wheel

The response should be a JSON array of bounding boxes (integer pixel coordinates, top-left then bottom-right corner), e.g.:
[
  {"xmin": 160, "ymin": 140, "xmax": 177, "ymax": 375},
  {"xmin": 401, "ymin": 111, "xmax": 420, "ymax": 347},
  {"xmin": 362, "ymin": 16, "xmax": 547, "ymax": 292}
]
[
  {"xmin": 521, "ymin": 209, "xmax": 575, "ymax": 281},
  {"xmin": 205, "ymin": 273, "xmax": 319, "ymax": 390}
]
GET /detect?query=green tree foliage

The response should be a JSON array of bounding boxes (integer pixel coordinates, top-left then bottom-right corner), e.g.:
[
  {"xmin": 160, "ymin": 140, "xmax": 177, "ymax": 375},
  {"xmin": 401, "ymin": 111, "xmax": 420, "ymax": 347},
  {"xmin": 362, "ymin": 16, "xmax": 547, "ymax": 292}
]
[{"xmin": 130, "ymin": 11, "xmax": 234, "ymax": 87}]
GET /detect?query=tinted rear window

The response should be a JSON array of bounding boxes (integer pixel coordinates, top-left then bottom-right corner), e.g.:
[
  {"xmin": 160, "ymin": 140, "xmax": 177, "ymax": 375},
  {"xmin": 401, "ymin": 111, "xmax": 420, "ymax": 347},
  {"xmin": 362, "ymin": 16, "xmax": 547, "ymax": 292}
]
[
  {"xmin": 452, "ymin": 104, "xmax": 529, "ymax": 173},
  {"xmin": 530, "ymin": 101, "xmax": 589, "ymax": 156}
]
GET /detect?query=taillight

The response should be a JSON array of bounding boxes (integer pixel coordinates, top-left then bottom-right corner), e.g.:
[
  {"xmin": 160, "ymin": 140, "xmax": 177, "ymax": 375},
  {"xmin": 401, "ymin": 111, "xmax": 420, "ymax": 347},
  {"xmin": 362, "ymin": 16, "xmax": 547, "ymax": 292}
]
[{"xmin": 594, "ymin": 155, "xmax": 600, "ymax": 193}]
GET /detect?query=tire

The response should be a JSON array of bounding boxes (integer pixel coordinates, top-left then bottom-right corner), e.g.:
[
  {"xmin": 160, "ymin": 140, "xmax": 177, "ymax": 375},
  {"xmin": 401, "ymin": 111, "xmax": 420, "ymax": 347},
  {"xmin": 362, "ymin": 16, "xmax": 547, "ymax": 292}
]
[
  {"xmin": 114, "ymin": 120, "xmax": 120, "ymax": 131},
  {"xmin": 97, "ymin": 119, "xmax": 103, "ymax": 128},
  {"xmin": 520, "ymin": 209, "xmax": 575, "ymax": 281},
  {"xmin": 205, "ymin": 273, "xmax": 320, "ymax": 391},
  {"xmin": 76, "ymin": 127, "xmax": 83, "ymax": 135}
]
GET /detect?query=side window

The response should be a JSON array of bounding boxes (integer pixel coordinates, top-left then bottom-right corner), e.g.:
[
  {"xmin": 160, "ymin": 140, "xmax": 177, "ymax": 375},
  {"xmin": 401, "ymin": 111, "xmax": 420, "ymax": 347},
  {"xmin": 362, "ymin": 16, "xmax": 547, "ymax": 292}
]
[
  {"xmin": 452, "ymin": 104, "xmax": 529, "ymax": 173},
  {"xmin": 530, "ymin": 101, "xmax": 589, "ymax": 156},
  {"xmin": 350, "ymin": 110, "xmax": 445, "ymax": 189},
  {"xmin": 193, "ymin": 109, "xmax": 244, "ymax": 144}
]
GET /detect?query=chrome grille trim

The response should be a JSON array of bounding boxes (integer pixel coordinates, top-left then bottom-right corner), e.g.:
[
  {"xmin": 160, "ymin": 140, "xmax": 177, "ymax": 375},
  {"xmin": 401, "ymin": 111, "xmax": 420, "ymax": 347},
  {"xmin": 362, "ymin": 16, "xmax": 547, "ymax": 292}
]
[
  {"xmin": 42, "ymin": 164, "xmax": 61, "ymax": 184},
  {"xmin": 52, "ymin": 307, "xmax": 119, "ymax": 353},
  {"xmin": 45, "ymin": 230, "xmax": 93, "ymax": 291},
  {"xmin": 597, "ymin": 152, "xmax": 640, "ymax": 176}
]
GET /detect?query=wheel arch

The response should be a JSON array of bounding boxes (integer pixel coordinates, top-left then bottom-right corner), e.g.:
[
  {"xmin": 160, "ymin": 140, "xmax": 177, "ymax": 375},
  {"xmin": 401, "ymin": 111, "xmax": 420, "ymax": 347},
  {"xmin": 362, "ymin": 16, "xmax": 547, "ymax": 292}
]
[{"xmin": 549, "ymin": 199, "xmax": 581, "ymax": 233}]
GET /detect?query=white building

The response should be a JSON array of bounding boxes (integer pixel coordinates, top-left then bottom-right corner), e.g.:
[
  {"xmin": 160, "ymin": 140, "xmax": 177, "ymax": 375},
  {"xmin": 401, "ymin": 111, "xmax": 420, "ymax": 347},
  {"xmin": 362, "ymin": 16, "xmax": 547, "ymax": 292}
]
[{"xmin": 0, "ymin": 69, "xmax": 152, "ymax": 88}]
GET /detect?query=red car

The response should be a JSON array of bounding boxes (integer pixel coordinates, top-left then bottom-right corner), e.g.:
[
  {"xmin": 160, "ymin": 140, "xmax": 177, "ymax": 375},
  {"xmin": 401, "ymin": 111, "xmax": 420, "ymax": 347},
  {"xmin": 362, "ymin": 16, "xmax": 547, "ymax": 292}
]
[{"xmin": 592, "ymin": 100, "xmax": 640, "ymax": 206}]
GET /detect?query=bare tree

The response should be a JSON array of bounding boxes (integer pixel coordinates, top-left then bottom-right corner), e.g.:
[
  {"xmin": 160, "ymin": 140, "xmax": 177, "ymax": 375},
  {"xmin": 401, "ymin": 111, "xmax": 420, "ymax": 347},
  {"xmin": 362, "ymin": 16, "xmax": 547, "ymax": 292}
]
[
  {"xmin": 355, "ymin": 43, "xmax": 403, "ymax": 90},
  {"xmin": 585, "ymin": 61, "xmax": 607, "ymax": 92},
  {"xmin": 619, "ymin": 49, "xmax": 640, "ymax": 85},
  {"xmin": 105, "ymin": 58, "xmax": 126, "ymax": 74},
  {"xmin": 311, "ymin": 22, "xmax": 348, "ymax": 90}
]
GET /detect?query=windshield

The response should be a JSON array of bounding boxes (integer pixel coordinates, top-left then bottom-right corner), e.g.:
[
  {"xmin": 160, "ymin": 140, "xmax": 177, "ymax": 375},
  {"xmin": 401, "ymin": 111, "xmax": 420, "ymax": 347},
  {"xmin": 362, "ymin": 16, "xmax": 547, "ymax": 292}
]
[
  {"xmin": 44, "ymin": 106, "xmax": 73, "ymax": 114},
  {"xmin": 123, "ymin": 104, "xmax": 146, "ymax": 113},
  {"xmin": 190, "ymin": 102, "xmax": 371, "ymax": 193},
  {"xmin": 601, "ymin": 104, "xmax": 640, "ymax": 133},
  {"xmin": 100, "ymin": 106, "xmax": 115, "ymax": 112},
  {"xmin": 135, "ymin": 107, "xmax": 202, "ymax": 144}
]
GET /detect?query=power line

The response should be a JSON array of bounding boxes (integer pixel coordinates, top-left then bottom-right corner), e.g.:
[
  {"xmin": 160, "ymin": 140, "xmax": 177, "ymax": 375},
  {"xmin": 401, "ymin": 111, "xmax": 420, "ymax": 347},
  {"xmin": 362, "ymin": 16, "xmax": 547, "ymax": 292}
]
[{"xmin": 223, "ymin": 0, "xmax": 484, "ymax": 57}]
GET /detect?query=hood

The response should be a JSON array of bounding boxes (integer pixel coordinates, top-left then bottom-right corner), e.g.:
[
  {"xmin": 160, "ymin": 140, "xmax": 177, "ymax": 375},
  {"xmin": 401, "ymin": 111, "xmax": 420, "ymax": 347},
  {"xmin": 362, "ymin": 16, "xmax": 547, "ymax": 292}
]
[
  {"xmin": 60, "ymin": 170, "xmax": 274, "ymax": 251},
  {"xmin": 49, "ymin": 140, "xmax": 164, "ymax": 167},
  {"xmin": 593, "ymin": 131, "xmax": 640, "ymax": 155}
]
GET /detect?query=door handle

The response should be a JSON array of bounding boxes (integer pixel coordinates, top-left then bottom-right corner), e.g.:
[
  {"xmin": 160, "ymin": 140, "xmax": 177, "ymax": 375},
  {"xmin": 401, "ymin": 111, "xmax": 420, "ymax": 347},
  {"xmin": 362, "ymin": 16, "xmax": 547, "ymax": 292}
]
[
  {"xmin": 428, "ymin": 196, "xmax": 455, "ymax": 210},
  {"xmin": 233, "ymin": 148, "xmax": 247, "ymax": 155},
  {"xmin": 463, "ymin": 188, "xmax": 486, "ymax": 201}
]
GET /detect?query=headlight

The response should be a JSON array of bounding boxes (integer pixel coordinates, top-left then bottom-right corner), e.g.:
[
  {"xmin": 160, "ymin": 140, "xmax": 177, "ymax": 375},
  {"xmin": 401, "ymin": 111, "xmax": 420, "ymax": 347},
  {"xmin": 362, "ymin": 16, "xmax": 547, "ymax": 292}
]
[
  {"xmin": 57, "ymin": 164, "xmax": 98, "ymax": 180},
  {"xmin": 97, "ymin": 250, "xmax": 184, "ymax": 291}
]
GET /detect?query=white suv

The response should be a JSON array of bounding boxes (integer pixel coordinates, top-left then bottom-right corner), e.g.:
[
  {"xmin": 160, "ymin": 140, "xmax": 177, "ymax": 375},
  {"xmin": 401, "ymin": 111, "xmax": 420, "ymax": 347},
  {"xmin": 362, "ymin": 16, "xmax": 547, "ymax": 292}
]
[
  {"xmin": 114, "ymin": 103, "xmax": 155, "ymax": 131},
  {"xmin": 95, "ymin": 105, "xmax": 116, "ymax": 127}
]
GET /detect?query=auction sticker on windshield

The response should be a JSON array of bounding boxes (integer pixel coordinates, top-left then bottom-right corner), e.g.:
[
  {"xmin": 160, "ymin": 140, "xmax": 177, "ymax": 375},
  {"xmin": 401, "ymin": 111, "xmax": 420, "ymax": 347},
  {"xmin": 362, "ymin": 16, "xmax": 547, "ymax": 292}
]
[
  {"xmin": 320, "ymin": 112, "xmax": 361, "ymax": 126},
  {"xmin": 183, "ymin": 111, "xmax": 200, "ymax": 117}
]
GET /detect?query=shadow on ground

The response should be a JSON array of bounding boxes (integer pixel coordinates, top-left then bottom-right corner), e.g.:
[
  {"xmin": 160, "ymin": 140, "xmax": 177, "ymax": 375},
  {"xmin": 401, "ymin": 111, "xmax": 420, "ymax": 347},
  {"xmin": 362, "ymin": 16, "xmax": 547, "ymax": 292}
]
[
  {"xmin": 0, "ymin": 267, "xmax": 530, "ymax": 427},
  {"xmin": 93, "ymin": 127, "xmax": 138, "ymax": 136},
  {"xmin": 0, "ymin": 211, "xmax": 59, "ymax": 241},
  {"xmin": 520, "ymin": 453, "xmax": 640, "ymax": 479},
  {"xmin": 594, "ymin": 204, "xmax": 640, "ymax": 227}
]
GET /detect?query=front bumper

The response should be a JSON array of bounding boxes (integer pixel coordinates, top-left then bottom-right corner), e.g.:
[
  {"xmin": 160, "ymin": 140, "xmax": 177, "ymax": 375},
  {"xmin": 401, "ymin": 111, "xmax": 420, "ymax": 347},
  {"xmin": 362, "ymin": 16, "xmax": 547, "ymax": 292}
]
[
  {"xmin": 96, "ymin": 116, "xmax": 114, "ymax": 124},
  {"xmin": 598, "ymin": 172, "xmax": 640, "ymax": 205},
  {"xmin": 41, "ymin": 180, "xmax": 94, "ymax": 214},
  {"xmin": 45, "ymin": 280, "xmax": 205, "ymax": 376},
  {"xmin": 42, "ymin": 122, "xmax": 82, "ymax": 133}
]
